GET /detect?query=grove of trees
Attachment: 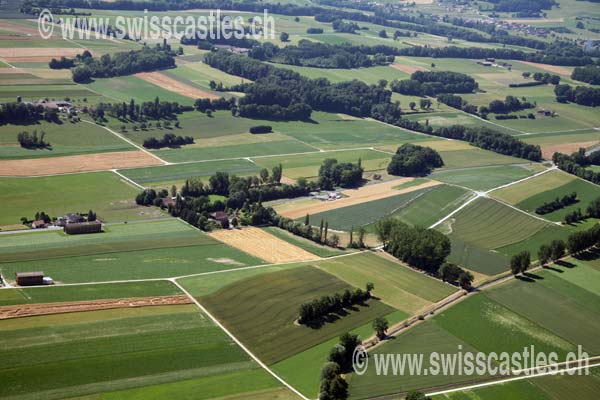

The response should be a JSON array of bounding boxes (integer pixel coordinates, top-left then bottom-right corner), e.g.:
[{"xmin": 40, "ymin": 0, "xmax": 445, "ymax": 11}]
[{"xmin": 387, "ymin": 144, "xmax": 444, "ymax": 176}]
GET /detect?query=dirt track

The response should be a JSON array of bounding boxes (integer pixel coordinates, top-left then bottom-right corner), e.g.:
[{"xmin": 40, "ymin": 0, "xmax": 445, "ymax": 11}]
[
  {"xmin": 0, "ymin": 150, "xmax": 162, "ymax": 176},
  {"xmin": 0, "ymin": 295, "xmax": 192, "ymax": 320},
  {"xmin": 279, "ymin": 178, "xmax": 441, "ymax": 220},
  {"xmin": 209, "ymin": 227, "xmax": 318, "ymax": 263},
  {"xmin": 136, "ymin": 71, "xmax": 221, "ymax": 99}
]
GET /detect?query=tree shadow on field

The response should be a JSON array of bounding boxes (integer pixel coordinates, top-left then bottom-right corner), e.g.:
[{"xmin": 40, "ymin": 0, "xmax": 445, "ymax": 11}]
[
  {"xmin": 524, "ymin": 272, "xmax": 544, "ymax": 280},
  {"xmin": 574, "ymin": 248, "xmax": 600, "ymax": 262},
  {"xmin": 516, "ymin": 275, "xmax": 535, "ymax": 283},
  {"xmin": 543, "ymin": 265, "xmax": 564, "ymax": 273},
  {"xmin": 556, "ymin": 260, "xmax": 576, "ymax": 269},
  {"xmin": 303, "ymin": 302, "xmax": 370, "ymax": 330}
]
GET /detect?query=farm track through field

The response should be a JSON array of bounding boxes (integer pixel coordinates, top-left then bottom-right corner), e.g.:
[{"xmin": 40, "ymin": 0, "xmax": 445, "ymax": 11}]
[{"xmin": 0, "ymin": 295, "xmax": 191, "ymax": 319}]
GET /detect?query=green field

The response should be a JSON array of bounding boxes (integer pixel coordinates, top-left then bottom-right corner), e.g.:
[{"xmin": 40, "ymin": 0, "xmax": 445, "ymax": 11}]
[
  {"xmin": 437, "ymin": 148, "xmax": 527, "ymax": 170},
  {"xmin": 0, "ymin": 281, "xmax": 180, "ymax": 306},
  {"xmin": 431, "ymin": 164, "xmax": 541, "ymax": 191},
  {"xmin": 0, "ymin": 304, "xmax": 259, "ymax": 400},
  {"xmin": 272, "ymin": 63, "xmax": 410, "ymax": 84},
  {"xmin": 491, "ymin": 170, "xmax": 576, "ymax": 205},
  {"xmin": 348, "ymin": 293, "xmax": 578, "ymax": 399},
  {"xmin": 0, "ymin": 171, "xmax": 166, "ymax": 226},
  {"xmin": 377, "ymin": 184, "xmax": 471, "ymax": 228},
  {"xmin": 118, "ymin": 159, "xmax": 262, "ymax": 187},
  {"xmin": 447, "ymin": 198, "xmax": 551, "ymax": 250},
  {"xmin": 317, "ymin": 252, "xmax": 457, "ymax": 313},
  {"xmin": 511, "ymin": 176, "xmax": 600, "ymax": 222},
  {"xmin": 0, "ymin": 220, "xmax": 263, "ymax": 283},
  {"xmin": 347, "ymin": 322, "xmax": 481, "ymax": 399},
  {"xmin": 254, "ymin": 149, "xmax": 390, "ymax": 179},
  {"xmin": 67, "ymin": 369, "xmax": 294, "ymax": 400},
  {"xmin": 446, "ymin": 235, "xmax": 509, "ymax": 276},
  {"xmin": 200, "ymin": 265, "xmax": 395, "ymax": 364},
  {"xmin": 84, "ymin": 75, "xmax": 194, "ymax": 105},
  {"xmin": 299, "ymin": 186, "xmax": 435, "ymax": 231},
  {"xmin": 0, "ymin": 120, "xmax": 134, "ymax": 160},
  {"xmin": 272, "ymin": 309, "xmax": 407, "ymax": 398},
  {"xmin": 486, "ymin": 267, "xmax": 600, "ymax": 355}
]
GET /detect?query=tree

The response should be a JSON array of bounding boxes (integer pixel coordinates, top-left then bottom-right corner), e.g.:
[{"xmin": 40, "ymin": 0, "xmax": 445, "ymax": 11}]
[
  {"xmin": 272, "ymin": 164, "xmax": 283, "ymax": 184},
  {"xmin": 409, "ymin": 101, "xmax": 416, "ymax": 110},
  {"xmin": 305, "ymin": 213, "xmax": 310, "ymax": 226},
  {"xmin": 458, "ymin": 271, "xmax": 474, "ymax": 291},
  {"xmin": 280, "ymin": 32, "xmax": 290, "ymax": 42},
  {"xmin": 366, "ymin": 282, "xmax": 374, "ymax": 295},
  {"xmin": 329, "ymin": 233, "xmax": 339, "ymax": 248},
  {"xmin": 406, "ymin": 392, "xmax": 432, "ymax": 400},
  {"xmin": 538, "ymin": 244, "xmax": 552, "ymax": 266},
  {"xmin": 170, "ymin": 185, "xmax": 177, "ymax": 197},
  {"xmin": 372, "ymin": 317, "xmax": 389, "ymax": 340},
  {"xmin": 510, "ymin": 251, "xmax": 530, "ymax": 275},
  {"xmin": 87, "ymin": 209, "xmax": 96, "ymax": 222},
  {"xmin": 260, "ymin": 168, "xmax": 269, "ymax": 184},
  {"xmin": 357, "ymin": 226, "xmax": 366, "ymax": 248},
  {"xmin": 378, "ymin": 29, "xmax": 388, "ymax": 38},
  {"xmin": 438, "ymin": 263, "xmax": 462, "ymax": 285},
  {"xmin": 348, "ymin": 227, "xmax": 354, "ymax": 248},
  {"xmin": 550, "ymin": 239, "xmax": 566, "ymax": 262}
]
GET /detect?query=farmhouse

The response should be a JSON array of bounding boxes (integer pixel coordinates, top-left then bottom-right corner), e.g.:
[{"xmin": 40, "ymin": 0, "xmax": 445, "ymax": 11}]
[
  {"xmin": 64, "ymin": 221, "xmax": 102, "ymax": 235},
  {"xmin": 161, "ymin": 197, "xmax": 176, "ymax": 208},
  {"xmin": 56, "ymin": 213, "xmax": 84, "ymax": 226},
  {"xmin": 210, "ymin": 211, "xmax": 230, "ymax": 228},
  {"xmin": 31, "ymin": 220, "xmax": 46, "ymax": 229},
  {"xmin": 15, "ymin": 271, "xmax": 44, "ymax": 286}
]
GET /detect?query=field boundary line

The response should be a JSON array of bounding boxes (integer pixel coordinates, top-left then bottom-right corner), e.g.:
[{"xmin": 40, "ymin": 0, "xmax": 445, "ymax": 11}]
[
  {"xmin": 485, "ymin": 165, "xmax": 556, "ymax": 194},
  {"xmin": 429, "ymin": 192, "xmax": 480, "ymax": 229},
  {"xmin": 81, "ymin": 119, "xmax": 169, "ymax": 165},
  {"xmin": 111, "ymin": 169, "xmax": 145, "ymax": 190},
  {"xmin": 170, "ymin": 279, "xmax": 309, "ymax": 400}
]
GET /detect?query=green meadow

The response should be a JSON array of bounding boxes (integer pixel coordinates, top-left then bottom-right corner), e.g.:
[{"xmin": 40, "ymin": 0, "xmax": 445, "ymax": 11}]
[{"xmin": 0, "ymin": 171, "xmax": 165, "ymax": 226}]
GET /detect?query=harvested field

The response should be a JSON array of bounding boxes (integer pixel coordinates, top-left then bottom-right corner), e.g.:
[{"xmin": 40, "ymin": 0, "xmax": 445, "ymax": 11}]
[
  {"xmin": 209, "ymin": 227, "xmax": 317, "ymax": 263},
  {"xmin": 279, "ymin": 178, "xmax": 441, "ymax": 220},
  {"xmin": 0, "ymin": 150, "xmax": 162, "ymax": 176},
  {"xmin": 541, "ymin": 140, "xmax": 599, "ymax": 159},
  {"xmin": 390, "ymin": 64, "xmax": 429, "ymax": 74},
  {"xmin": 0, "ymin": 295, "xmax": 192, "ymax": 320},
  {"xmin": 136, "ymin": 71, "xmax": 220, "ymax": 99},
  {"xmin": 0, "ymin": 47, "xmax": 84, "ymax": 62},
  {"xmin": 519, "ymin": 61, "xmax": 572, "ymax": 76}
]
